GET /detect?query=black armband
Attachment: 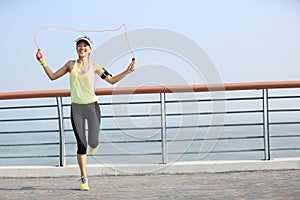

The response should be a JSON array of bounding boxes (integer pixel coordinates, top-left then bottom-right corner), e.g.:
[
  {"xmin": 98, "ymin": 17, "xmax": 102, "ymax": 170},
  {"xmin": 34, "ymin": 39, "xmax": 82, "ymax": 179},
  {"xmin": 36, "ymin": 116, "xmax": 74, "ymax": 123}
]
[{"xmin": 101, "ymin": 68, "xmax": 112, "ymax": 79}]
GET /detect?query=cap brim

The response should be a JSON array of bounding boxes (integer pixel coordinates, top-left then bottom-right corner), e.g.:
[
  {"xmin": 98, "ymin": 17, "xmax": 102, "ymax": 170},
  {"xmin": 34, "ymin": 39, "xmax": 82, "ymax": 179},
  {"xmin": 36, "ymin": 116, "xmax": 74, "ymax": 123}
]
[{"xmin": 76, "ymin": 38, "xmax": 92, "ymax": 48}]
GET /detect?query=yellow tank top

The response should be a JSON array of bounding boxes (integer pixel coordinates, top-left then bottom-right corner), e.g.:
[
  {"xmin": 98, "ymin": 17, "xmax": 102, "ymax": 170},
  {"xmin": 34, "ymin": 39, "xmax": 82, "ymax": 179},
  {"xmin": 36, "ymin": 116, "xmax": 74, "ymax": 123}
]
[{"xmin": 70, "ymin": 60, "xmax": 98, "ymax": 104}]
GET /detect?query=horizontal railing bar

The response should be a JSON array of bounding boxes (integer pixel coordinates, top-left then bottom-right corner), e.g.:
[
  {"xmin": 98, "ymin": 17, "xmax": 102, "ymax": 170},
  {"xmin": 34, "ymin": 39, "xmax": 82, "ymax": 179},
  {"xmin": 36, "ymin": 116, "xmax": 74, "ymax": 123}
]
[
  {"xmin": 0, "ymin": 105, "xmax": 58, "ymax": 110},
  {"xmin": 2, "ymin": 81, "xmax": 300, "ymax": 100},
  {"xmin": 61, "ymin": 97, "xmax": 264, "ymax": 106},
  {"xmin": 268, "ymin": 109, "xmax": 300, "ymax": 113},
  {"xmin": 0, "ymin": 155, "xmax": 59, "ymax": 159},
  {"xmin": 167, "ymin": 136, "xmax": 264, "ymax": 142},
  {"xmin": 166, "ymin": 110, "xmax": 263, "ymax": 116},
  {"xmin": 0, "ymin": 117, "xmax": 58, "ymax": 122},
  {"xmin": 62, "ymin": 101, "xmax": 161, "ymax": 107},
  {"xmin": 65, "ymin": 153, "xmax": 162, "ymax": 157},
  {"xmin": 62, "ymin": 111, "xmax": 264, "ymax": 120},
  {"xmin": 64, "ymin": 135, "xmax": 299, "ymax": 145},
  {"xmin": 169, "ymin": 149, "xmax": 265, "ymax": 155},
  {"xmin": 167, "ymin": 123, "xmax": 263, "ymax": 129},
  {"xmin": 166, "ymin": 97, "xmax": 263, "ymax": 103},
  {"xmin": 63, "ymin": 114, "xmax": 161, "ymax": 120},
  {"xmin": 103, "ymin": 114, "xmax": 161, "ymax": 118},
  {"xmin": 270, "ymin": 148, "xmax": 300, "ymax": 151},
  {"xmin": 63, "ymin": 127, "xmax": 162, "ymax": 132},
  {"xmin": 107, "ymin": 140, "xmax": 161, "ymax": 144},
  {"xmin": 65, "ymin": 136, "xmax": 263, "ymax": 145},
  {"xmin": 0, "ymin": 109, "xmax": 269, "ymax": 122},
  {"xmin": 0, "ymin": 142, "xmax": 59, "ymax": 147},
  {"xmin": 0, "ymin": 130, "xmax": 58, "ymax": 135},
  {"xmin": 102, "ymin": 114, "xmax": 160, "ymax": 119},
  {"xmin": 100, "ymin": 101, "xmax": 161, "ymax": 106},
  {"xmin": 268, "ymin": 96, "xmax": 300, "ymax": 99},
  {"xmin": 59, "ymin": 110, "xmax": 264, "ymax": 119},
  {"xmin": 65, "ymin": 140, "xmax": 161, "ymax": 145},
  {"xmin": 63, "ymin": 123, "xmax": 265, "ymax": 132},
  {"xmin": 270, "ymin": 135, "xmax": 300, "ymax": 138},
  {"xmin": 102, "ymin": 127, "xmax": 162, "ymax": 131},
  {"xmin": 269, "ymin": 122, "xmax": 300, "ymax": 125}
]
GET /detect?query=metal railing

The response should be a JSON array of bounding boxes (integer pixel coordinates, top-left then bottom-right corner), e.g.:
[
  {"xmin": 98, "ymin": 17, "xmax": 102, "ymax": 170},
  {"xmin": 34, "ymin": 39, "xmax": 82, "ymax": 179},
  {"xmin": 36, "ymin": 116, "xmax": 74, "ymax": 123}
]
[{"xmin": 0, "ymin": 81, "xmax": 300, "ymax": 167}]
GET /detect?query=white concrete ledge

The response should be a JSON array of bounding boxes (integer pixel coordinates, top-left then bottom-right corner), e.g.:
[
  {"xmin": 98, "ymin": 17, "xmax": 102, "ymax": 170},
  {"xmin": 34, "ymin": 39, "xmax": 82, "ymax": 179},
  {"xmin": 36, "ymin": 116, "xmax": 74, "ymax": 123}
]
[{"xmin": 1, "ymin": 158, "xmax": 300, "ymax": 178}]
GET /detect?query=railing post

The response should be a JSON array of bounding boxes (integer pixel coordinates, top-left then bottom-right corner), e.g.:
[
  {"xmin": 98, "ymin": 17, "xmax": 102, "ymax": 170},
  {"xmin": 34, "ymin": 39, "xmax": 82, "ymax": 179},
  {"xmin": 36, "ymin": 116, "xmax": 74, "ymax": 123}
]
[
  {"xmin": 262, "ymin": 89, "xmax": 271, "ymax": 160},
  {"xmin": 56, "ymin": 97, "xmax": 66, "ymax": 167},
  {"xmin": 160, "ymin": 93, "xmax": 167, "ymax": 164}
]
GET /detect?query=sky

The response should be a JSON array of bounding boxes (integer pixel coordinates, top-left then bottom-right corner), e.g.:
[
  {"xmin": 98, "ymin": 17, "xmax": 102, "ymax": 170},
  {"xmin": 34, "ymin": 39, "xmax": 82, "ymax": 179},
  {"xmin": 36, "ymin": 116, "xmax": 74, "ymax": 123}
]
[{"xmin": 0, "ymin": 0, "xmax": 300, "ymax": 92}]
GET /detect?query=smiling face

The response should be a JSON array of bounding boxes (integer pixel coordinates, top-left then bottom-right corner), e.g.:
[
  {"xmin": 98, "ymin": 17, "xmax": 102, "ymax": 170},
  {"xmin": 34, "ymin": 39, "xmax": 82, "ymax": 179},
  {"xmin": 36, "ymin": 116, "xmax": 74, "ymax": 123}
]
[{"xmin": 76, "ymin": 41, "xmax": 92, "ymax": 58}]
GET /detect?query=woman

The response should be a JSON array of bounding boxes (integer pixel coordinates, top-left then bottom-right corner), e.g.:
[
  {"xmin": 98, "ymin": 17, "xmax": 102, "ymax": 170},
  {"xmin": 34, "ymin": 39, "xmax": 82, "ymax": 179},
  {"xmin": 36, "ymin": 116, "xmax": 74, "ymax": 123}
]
[{"xmin": 36, "ymin": 36, "xmax": 135, "ymax": 191}]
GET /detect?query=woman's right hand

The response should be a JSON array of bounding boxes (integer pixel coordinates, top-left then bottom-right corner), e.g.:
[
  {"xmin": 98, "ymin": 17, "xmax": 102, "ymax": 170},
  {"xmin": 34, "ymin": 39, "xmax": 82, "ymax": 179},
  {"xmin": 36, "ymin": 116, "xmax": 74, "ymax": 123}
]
[{"xmin": 36, "ymin": 49, "xmax": 44, "ymax": 62}]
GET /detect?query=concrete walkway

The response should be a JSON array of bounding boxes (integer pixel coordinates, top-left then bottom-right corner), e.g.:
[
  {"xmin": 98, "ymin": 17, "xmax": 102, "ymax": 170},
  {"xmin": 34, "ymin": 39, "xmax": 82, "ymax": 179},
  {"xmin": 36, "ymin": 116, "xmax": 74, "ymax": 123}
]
[
  {"xmin": 2, "ymin": 169, "xmax": 300, "ymax": 200},
  {"xmin": 2, "ymin": 158, "xmax": 300, "ymax": 178}
]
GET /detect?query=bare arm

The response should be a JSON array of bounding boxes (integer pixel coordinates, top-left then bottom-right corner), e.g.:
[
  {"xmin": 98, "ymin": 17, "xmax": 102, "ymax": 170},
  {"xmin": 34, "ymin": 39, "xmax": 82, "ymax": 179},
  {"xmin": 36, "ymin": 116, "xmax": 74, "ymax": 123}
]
[
  {"xmin": 41, "ymin": 61, "xmax": 71, "ymax": 81},
  {"xmin": 36, "ymin": 49, "xmax": 70, "ymax": 81},
  {"xmin": 94, "ymin": 61, "xmax": 135, "ymax": 85}
]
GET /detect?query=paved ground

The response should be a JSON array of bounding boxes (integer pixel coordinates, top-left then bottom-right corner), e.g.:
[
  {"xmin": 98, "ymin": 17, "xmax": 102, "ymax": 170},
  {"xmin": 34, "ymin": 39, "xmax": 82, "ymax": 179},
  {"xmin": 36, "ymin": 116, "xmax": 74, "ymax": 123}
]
[{"xmin": 1, "ymin": 170, "xmax": 300, "ymax": 200}]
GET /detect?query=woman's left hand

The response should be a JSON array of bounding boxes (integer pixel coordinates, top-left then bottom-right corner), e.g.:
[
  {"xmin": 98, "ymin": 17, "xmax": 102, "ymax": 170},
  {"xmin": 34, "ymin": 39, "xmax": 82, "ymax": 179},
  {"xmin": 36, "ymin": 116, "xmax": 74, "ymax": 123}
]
[{"xmin": 127, "ymin": 59, "xmax": 135, "ymax": 72}]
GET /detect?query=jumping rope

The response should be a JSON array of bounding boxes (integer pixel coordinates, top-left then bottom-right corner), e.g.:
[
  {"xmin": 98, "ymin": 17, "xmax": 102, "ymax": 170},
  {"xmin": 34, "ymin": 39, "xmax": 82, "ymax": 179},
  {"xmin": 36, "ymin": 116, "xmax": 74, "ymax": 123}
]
[{"xmin": 34, "ymin": 24, "xmax": 135, "ymax": 65}]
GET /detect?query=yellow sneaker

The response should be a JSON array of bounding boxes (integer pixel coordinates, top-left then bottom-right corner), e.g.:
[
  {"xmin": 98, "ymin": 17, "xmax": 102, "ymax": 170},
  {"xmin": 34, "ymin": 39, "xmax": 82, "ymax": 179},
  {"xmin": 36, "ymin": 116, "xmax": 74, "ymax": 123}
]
[
  {"xmin": 89, "ymin": 145, "xmax": 99, "ymax": 155},
  {"xmin": 79, "ymin": 176, "xmax": 90, "ymax": 191}
]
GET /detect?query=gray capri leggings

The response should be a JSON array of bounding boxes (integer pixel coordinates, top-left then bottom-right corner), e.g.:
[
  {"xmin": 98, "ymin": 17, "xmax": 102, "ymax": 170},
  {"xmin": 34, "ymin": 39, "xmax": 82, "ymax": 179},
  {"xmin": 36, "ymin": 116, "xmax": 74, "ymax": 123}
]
[{"xmin": 71, "ymin": 102, "xmax": 101, "ymax": 154}]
